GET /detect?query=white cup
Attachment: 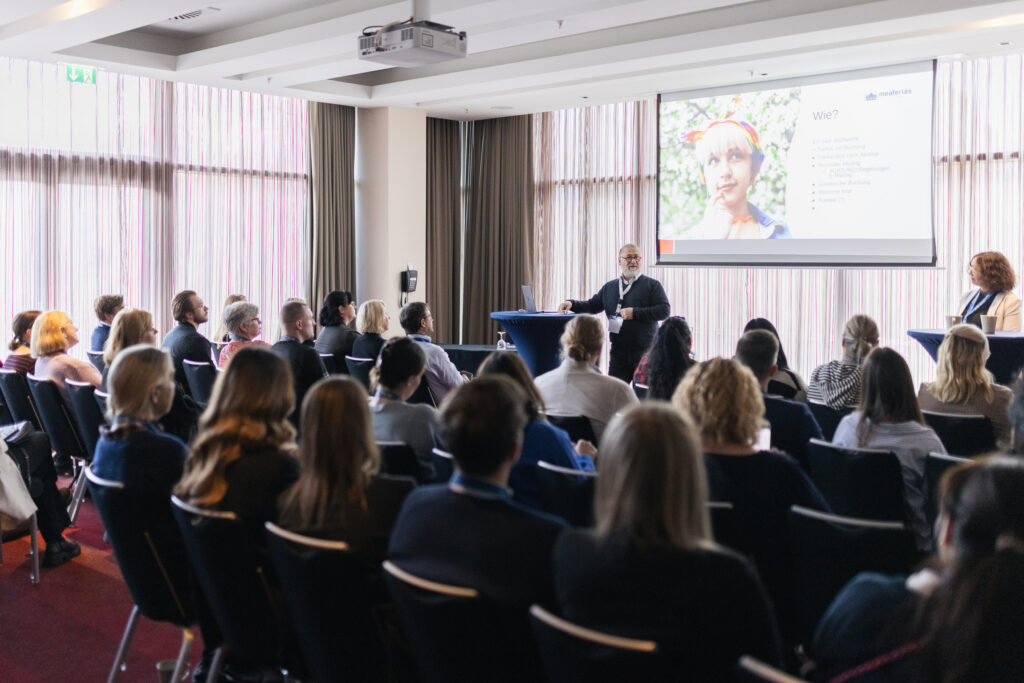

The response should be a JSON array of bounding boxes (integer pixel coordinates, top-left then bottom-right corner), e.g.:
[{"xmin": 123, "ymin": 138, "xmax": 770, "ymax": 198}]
[
  {"xmin": 981, "ymin": 315, "xmax": 997, "ymax": 334},
  {"xmin": 946, "ymin": 315, "xmax": 963, "ymax": 328}
]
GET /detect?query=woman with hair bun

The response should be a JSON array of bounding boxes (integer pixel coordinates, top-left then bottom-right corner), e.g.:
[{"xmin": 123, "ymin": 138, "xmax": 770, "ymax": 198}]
[
  {"xmin": 315, "ymin": 290, "xmax": 359, "ymax": 366},
  {"xmin": 4, "ymin": 310, "xmax": 42, "ymax": 374},
  {"xmin": 959, "ymin": 251, "xmax": 1020, "ymax": 331},
  {"xmin": 534, "ymin": 314, "xmax": 637, "ymax": 442},
  {"xmin": 807, "ymin": 314, "xmax": 879, "ymax": 409}
]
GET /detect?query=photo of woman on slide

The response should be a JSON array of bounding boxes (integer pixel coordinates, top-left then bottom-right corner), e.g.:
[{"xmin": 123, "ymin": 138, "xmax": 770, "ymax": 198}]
[{"xmin": 687, "ymin": 118, "xmax": 791, "ymax": 240}]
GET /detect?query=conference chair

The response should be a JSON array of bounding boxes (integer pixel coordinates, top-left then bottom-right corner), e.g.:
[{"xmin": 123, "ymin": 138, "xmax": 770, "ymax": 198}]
[
  {"xmin": 87, "ymin": 467, "xmax": 195, "ymax": 683},
  {"xmin": 806, "ymin": 439, "xmax": 907, "ymax": 524},
  {"xmin": 529, "ymin": 604, "xmax": 662, "ymax": 682},
  {"xmin": 407, "ymin": 377, "xmax": 437, "ymax": 407},
  {"xmin": 921, "ymin": 410, "xmax": 996, "ymax": 456},
  {"xmin": 382, "ymin": 560, "xmax": 546, "ymax": 683},
  {"xmin": 0, "ymin": 396, "xmax": 12, "ymax": 425},
  {"xmin": 547, "ymin": 415, "xmax": 599, "ymax": 445},
  {"xmin": 707, "ymin": 501, "xmax": 753, "ymax": 558},
  {"xmin": 378, "ymin": 441, "xmax": 429, "ymax": 482},
  {"xmin": 806, "ymin": 403, "xmax": 853, "ymax": 441},
  {"xmin": 318, "ymin": 353, "xmax": 340, "ymax": 375},
  {"xmin": 924, "ymin": 452, "xmax": 970, "ymax": 530},
  {"xmin": 736, "ymin": 656, "xmax": 810, "ymax": 682},
  {"xmin": 0, "ymin": 433, "xmax": 41, "ymax": 584},
  {"xmin": 345, "ymin": 356, "xmax": 374, "ymax": 390},
  {"xmin": 787, "ymin": 506, "xmax": 917, "ymax": 644},
  {"xmin": 94, "ymin": 389, "xmax": 109, "ymax": 419},
  {"xmin": 170, "ymin": 496, "xmax": 300, "ymax": 682},
  {"xmin": 536, "ymin": 461, "xmax": 597, "ymax": 527},
  {"xmin": 27, "ymin": 375, "xmax": 91, "ymax": 523},
  {"xmin": 0, "ymin": 369, "xmax": 43, "ymax": 430},
  {"xmin": 265, "ymin": 523, "xmax": 388, "ymax": 683},
  {"xmin": 431, "ymin": 447, "xmax": 455, "ymax": 483},
  {"xmin": 66, "ymin": 379, "xmax": 107, "ymax": 459},
  {"xmin": 632, "ymin": 382, "xmax": 649, "ymax": 400},
  {"xmin": 86, "ymin": 350, "xmax": 106, "ymax": 374},
  {"xmin": 182, "ymin": 360, "xmax": 217, "ymax": 407}
]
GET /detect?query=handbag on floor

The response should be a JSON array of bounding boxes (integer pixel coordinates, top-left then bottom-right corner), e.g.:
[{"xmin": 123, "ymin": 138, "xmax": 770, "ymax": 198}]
[{"xmin": 0, "ymin": 422, "xmax": 39, "ymax": 522}]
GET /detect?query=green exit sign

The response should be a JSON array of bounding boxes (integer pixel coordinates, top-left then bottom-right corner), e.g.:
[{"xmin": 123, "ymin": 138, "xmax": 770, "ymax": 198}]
[{"xmin": 64, "ymin": 64, "xmax": 97, "ymax": 84}]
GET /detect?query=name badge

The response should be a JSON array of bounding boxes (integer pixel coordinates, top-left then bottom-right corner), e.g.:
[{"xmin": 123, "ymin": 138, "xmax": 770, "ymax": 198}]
[{"xmin": 608, "ymin": 316, "xmax": 624, "ymax": 334}]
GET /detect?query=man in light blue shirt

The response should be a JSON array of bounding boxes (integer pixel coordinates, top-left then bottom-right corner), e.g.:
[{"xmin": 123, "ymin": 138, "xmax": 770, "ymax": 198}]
[{"xmin": 399, "ymin": 301, "xmax": 467, "ymax": 404}]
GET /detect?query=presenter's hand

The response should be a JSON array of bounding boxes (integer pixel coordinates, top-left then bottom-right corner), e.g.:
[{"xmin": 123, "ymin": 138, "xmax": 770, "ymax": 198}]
[
  {"xmin": 620, "ymin": 307, "xmax": 634, "ymax": 320},
  {"xmin": 697, "ymin": 193, "xmax": 734, "ymax": 239},
  {"xmin": 557, "ymin": 301, "xmax": 573, "ymax": 313},
  {"xmin": 574, "ymin": 440, "xmax": 597, "ymax": 457}
]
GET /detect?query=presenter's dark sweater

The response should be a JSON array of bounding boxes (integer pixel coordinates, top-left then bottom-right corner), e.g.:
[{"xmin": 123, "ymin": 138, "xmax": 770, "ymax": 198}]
[{"xmin": 568, "ymin": 274, "xmax": 670, "ymax": 352}]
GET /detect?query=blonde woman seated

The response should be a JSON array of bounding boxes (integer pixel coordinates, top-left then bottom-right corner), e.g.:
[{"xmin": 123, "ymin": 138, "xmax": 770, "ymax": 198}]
[
  {"xmin": 534, "ymin": 314, "xmax": 638, "ymax": 442},
  {"xmin": 217, "ymin": 301, "xmax": 269, "ymax": 367},
  {"xmin": 101, "ymin": 308, "xmax": 158, "ymax": 388},
  {"xmin": 352, "ymin": 299, "xmax": 389, "ymax": 361},
  {"xmin": 807, "ymin": 314, "xmax": 879, "ymax": 409},
  {"xmin": 553, "ymin": 404, "xmax": 782, "ymax": 677},
  {"xmin": 918, "ymin": 324, "xmax": 1013, "ymax": 444},
  {"xmin": 279, "ymin": 376, "xmax": 415, "ymax": 567},
  {"xmin": 958, "ymin": 251, "xmax": 1020, "ymax": 331},
  {"xmin": 31, "ymin": 310, "xmax": 102, "ymax": 405}
]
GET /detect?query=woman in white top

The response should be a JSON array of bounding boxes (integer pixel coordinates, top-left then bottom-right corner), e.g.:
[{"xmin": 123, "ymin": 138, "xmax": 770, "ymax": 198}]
[
  {"xmin": 918, "ymin": 324, "xmax": 1013, "ymax": 444},
  {"xmin": 833, "ymin": 347, "xmax": 946, "ymax": 549},
  {"xmin": 534, "ymin": 314, "xmax": 637, "ymax": 442},
  {"xmin": 957, "ymin": 251, "xmax": 1020, "ymax": 331}
]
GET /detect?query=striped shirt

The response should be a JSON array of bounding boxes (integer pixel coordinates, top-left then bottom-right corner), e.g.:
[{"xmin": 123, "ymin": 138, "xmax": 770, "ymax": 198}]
[{"xmin": 807, "ymin": 359, "xmax": 863, "ymax": 409}]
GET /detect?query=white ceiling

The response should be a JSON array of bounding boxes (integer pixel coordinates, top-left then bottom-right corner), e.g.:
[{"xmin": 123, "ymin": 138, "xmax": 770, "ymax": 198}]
[{"xmin": 1, "ymin": 0, "xmax": 1023, "ymax": 119}]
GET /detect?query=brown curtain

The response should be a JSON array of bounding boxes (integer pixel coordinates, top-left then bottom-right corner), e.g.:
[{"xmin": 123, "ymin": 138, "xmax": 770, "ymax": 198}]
[
  {"xmin": 462, "ymin": 115, "xmax": 534, "ymax": 344},
  {"xmin": 426, "ymin": 117, "xmax": 463, "ymax": 343},
  {"xmin": 307, "ymin": 102, "xmax": 355, "ymax": 314}
]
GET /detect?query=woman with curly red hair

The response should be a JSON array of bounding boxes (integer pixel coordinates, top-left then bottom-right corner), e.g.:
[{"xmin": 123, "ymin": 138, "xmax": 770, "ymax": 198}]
[{"xmin": 959, "ymin": 251, "xmax": 1020, "ymax": 331}]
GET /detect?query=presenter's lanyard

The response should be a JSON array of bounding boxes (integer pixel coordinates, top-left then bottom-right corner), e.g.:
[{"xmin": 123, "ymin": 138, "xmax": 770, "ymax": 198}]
[
  {"xmin": 963, "ymin": 291, "xmax": 993, "ymax": 320},
  {"xmin": 615, "ymin": 277, "xmax": 635, "ymax": 316}
]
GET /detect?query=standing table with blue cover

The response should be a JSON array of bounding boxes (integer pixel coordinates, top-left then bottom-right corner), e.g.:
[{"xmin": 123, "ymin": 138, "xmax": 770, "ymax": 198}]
[
  {"xmin": 490, "ymin": 312, "xmax": 575, "ymax": 376},
  {"xmin": 908, "ymin": 328, "xmax": 1024, "ymax": 385}
]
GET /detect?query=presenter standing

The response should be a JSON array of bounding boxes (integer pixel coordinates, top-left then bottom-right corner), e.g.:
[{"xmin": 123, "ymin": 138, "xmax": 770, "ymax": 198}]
[
  {"xmin": 958, "ymin": 251, "xmax": 1021, "ymax": 331},
  {"xmin": 557, "ymin": 244, "xmax": 670, "ymax": 382}
]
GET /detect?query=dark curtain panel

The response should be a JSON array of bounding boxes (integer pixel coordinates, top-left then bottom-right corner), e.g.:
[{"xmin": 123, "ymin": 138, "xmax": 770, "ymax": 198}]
[
  {"xmin": 307, "ymin": 102, "xmax": 355, "ymax": 314},
  {"xmin": 463, "ymin": 115, "xmax": 535, "ymax": 344},
  {"xmin": 426, "ymin": 117, "xmax": 463, "ymax": 344}
]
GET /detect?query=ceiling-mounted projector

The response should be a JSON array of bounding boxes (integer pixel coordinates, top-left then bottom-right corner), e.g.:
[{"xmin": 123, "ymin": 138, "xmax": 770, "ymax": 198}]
[{"xmin": 358, "ymin": 20, "xmax": 467, "ymax": 68}]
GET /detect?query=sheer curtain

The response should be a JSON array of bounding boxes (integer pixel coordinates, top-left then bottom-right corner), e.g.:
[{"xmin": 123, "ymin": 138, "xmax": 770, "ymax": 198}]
[
  {"xmin": 533, "ymin": 56, "xmax": 1024, "ymax": 385},
  {"xmin": 0, "ymin": 58, "xmax": 308, "ymax": 357}
]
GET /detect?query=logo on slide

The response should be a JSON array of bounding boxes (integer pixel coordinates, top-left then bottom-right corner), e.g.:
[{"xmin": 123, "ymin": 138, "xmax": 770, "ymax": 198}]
[{"xmin": 865, "ymin": 89, "xmax": 911, "ymax": 101}]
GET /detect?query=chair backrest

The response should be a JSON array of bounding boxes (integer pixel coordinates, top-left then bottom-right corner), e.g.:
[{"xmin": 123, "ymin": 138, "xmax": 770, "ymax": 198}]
[
  {"xmin": 182, "ymin": 360, "xmax": 217, "ymax": 406},
  {"xmin": 169, "ymin": 496, "xmax": 291, "ymax": 669},
  {"xmin": 536, "ymin": 460, "xmax": 597, "ymax": 527},
  {"xmin": 378, "ymin": 441, "xmax": 424, "ymax": 481},
  {"xmin": 26, "ymin": 374, "xmax": 89, "ymax": 462},
  {"xmin": 431, "ymin": 447, "xmax": 455, "ymax": 483},
  {"xmin": 547, "ymin": 415, "xmax": 599, "ymax": 445},
  {"xmin": 383, "ymin": 560, "xmax": 545, "ymax": 683},
  {"xmin": 265, "ymin": 523, "xmax": 386, "ymax": 683},
  {"xmin": 632, "ymin": 383, "xmax": 648, "ymax": 400},
  {"xmin": 707, "ymin": 501, "xmax": 754, "ymax": 558},
  {"xmin": 0, "ymin": 369, "xmax": 42, "ymax": 430},
  {"xmin": 318, "ymin": 353, "xmax": 340, "ymax": 375},
  {"xmin": 85, "ymin": 350, "xmax": 106, "ymax": 373},
  {"xmin": 806, "ymin": 439, "xmax": 907, "ymax": 523},
  {"xmin": 924, "ymin": 452, "xmax": 971, "ymax": 530},
  {"xmin": 407, "ymin": 377, "xmax": 436, "ymax": 407},
  {"xmin": 806, "ymin": 403, "xmax": 853, "ymax": 441},
  {"xmin": 787, "ymin": 506, "xmax": 917, "ymax": 643},
  {"xmin": 345, "ymin": 356, "xmax": 374, "ymax": 390},
  {"xmin": 736, "ymin": 656, "xmax": 810, "ymax": 682},
  {"xmin": 529, "ymin": 604, "xmax": 662, "ymax": 682},
  {"xmin": 85, "ymin": 467, "xmax": 194, "ymax": 625},
  {"xmin": 94, "ymin": 389, "xmax": 109, "ymax": 418},
  {"xmin": 65, "ymin": 379, "xmax": 107, "ymax": 458},
  {"xmin": 921, "ymin": 410, "xmax": 996, "ymax": 456}
]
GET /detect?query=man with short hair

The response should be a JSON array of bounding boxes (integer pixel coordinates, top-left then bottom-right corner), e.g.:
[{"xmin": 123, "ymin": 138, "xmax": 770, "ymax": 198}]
[
  {"xmin": 90, "ymin": 294, "xmax": 124, "ymax": 352},
  {"xmin": 735, "ymin": 329, "xmax": 822, "ymax": 467},
  {"xmin": 162, "ymin": 289, "xmax": 212, "ymax": 394},
  {"xmin": 557, "ymin": 243, "xmax": 671, "ymax": 382},
  {"xmin": 387, "ymin": 377, "xmax": 567, "ymax": 604},
  {"xmin": 399, "ymin": 301, "xmax": 466, "ymax": 403},
  {"xmin": 272, "ymin": 301, "xmax": 328, "ymax": 427}
]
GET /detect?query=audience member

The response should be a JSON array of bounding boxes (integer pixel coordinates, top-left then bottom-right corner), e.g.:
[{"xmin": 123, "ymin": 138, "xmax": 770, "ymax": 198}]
[
  {"xmin": 314, "ymin": 290, "xmax": 359, "ymax": 365},
  {"xmin": 807, "ymin": 314, "xmax": 879, "ymax": 409},
  {"xmin": 399, "ymin": 301, "xmax": 467, "ymax": 403},
  {"xmin": 554, "ymin": 403, "xmax": 782, "ymax": 675},
  {"xmin": 736, "ymin": 329, "xmax": 823, "ymax": 468},
  {"xmin": 368, "ymin": 337, "xmax": 439, "ymax": 482},
  {"xmin": 218, "ymin": 301, "xmax": 268, "ymax": 367},
  {"xmin": 833, "ymin": 347, "xmax": 946, "ymax": 549},
  {"xmin": 673, "ymin": 357, "xmax": 828, "ymax": 642},
  {"xmin": 101, "ymin": 308, "xmax": 158, "ymax": 384},
  {"xmin": 4, "ymin": 310, "xmax": 41, "ymax": 374},
  {"xmin": 279, "ymin": 376, "xmax": 415, "ymax": 566},
  {"xmin": 90, "ymin": 294, "xmax": 124, "ymax": 353},
  {"xmin": 387, "ymin": 377, "xmax": 568, "ymax": 604},
  {"xmin": 272, "ymin": 301, "xmax": 327, "ymax": 428},
  {"xmin": 213, "ymin": 294, "xmax": 246, "ymax": 343},
  {"xmin": 744, "ymin": 317, "xmax": 808, "ymax": 401},
  {"xmin": 535, "ymin": 314, "xmax": 638, "ymax": 442},
  {"xmin": 31, "ymin": 310, "xmax": 102, "ymax": 403},
  {"xmin": 918, "ymin": 324, "xmax": 1012, "ymax": 444},
  {"xmin": 477, "ymin": 350, "xmax": 595, "ymax": 508},
  {"xmin": 813, "ymin": 456, "xmax": 1024, "ymax": 681},
  {"xmin": 632, "ymin": 315, "xmax": 695, "ymax": 400},
  {"xmin": 352, "ymin": 299, "xmax": 389, "ymax": 360},
  {"xmin": 959, "ymin": 250, "xmax": 1020, "ymax": 331},
  {"xmin": 162, "ymin": 289, "xmax": 212, "ymax": 394}
]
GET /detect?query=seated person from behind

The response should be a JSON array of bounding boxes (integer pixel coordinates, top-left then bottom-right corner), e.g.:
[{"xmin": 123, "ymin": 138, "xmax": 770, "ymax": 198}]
[
  {"xmin": 4, "ymin": 310, "xmax": 41, "ymax": 374},
  {"xmin": 807, "ymin": 314, "xmax": 879, "ymax": 409},
  {"xmin": 162, "ymin": 289, "xmax": 212, "ymax": 393},
  {"xmin": 631, "ymin": 316, "xmax": 696, "ymax": 401},
  {"xmin": 369, "ymin": 337, "xmax": 440, "ymax": 482},
  {"xmin": 735, "ymin": 329, "xmax": 822, "ymax": 468},
  {"xmin": 314, "ymin": 290, "xmax": 359, "ymax": 365},
  {"xmin": 31, "ymin": 310, "xmax": 102, "ymax": 404},
  {"xmin": 387, "ymin": 377, "xmax": 568, "ymax": 605},
  {"xmin": 554, "ymin": 404, "xmax": 781, "ymax": 676},
  {"xmin": 272, "ymin": 300, "xmax": 328, "ymax": 428},
  {"xmin": 743, "ymin": 317, "xmax": 808, "ymax": 401},
  {"xmin": 218, "ymin": 301, "xmax": 269, "ymax": 367},
  {"xmin": 352, "ymin": 299, "xmax": 389, "ymax": 361},
  {"xmin": 90, "ymin": 294, "xmax": 124, "ymax": 353},
  {"xmin": 398, "ymin": 301, "xmax": 467, "ymax": 404}
]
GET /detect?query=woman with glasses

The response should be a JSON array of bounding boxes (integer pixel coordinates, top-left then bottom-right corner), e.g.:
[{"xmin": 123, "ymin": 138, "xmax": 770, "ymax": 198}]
[
  {"xmin": 218, "ymin": 301, "xmax": 268, "ymax": 367},
  {"xmin": 959, "ymin": 251, "xmax": 1020, "ymax": 331}
]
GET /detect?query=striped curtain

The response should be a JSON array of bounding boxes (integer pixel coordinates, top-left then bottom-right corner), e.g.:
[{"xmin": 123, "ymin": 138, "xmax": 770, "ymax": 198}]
[{"xmin": 532, "ymin": 55, "xmax": 1024, "ymax": 386}]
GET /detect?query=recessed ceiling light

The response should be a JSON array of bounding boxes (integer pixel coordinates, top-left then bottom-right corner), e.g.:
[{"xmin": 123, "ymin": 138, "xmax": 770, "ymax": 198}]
[
  {"xmin": 581, "ymin": 96, "xmax": 589, "ymax": 99},
  {"xmin": 1000, "ymin": 41, "xmax": 1012, "ymax": 46},
  {"xmin": 491, "ymin": 105, "xmax": 514, "ymax": 110}
]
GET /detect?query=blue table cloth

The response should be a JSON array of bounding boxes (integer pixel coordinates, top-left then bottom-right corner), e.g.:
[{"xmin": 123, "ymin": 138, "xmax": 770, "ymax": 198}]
[
  {"xmin": 908, "ymin": 328, "xmax": 1024, "ymax": 385},
  {"xmin": 490, "ymin": 312, "xmax": 575, "ymax": 376}
]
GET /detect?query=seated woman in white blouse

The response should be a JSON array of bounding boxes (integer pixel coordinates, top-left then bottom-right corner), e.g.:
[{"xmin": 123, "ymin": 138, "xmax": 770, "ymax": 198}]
[{"xmin": 958, "ymin": 251, "xmax": 1020, "ymax": 331}]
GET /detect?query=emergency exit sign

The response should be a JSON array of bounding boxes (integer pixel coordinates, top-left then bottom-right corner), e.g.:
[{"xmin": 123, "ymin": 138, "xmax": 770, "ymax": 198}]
[{"xmin": 64, "ymin": 64, "xmax": 97, "ymax": 84}]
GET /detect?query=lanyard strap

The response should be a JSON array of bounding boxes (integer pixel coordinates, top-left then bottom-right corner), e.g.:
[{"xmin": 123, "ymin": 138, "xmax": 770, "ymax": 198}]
[
  {"xmin": 963, "ymin": 290, "xmax": 992, "ymax": 319},
  {"xmin": 616, "ymin": 277, "xmax": 636, "ymax": 315}
]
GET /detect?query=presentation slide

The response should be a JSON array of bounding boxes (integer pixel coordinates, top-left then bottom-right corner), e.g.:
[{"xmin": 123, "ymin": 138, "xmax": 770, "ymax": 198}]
[{"xmin": 657, "ymin": 62, "xmax": 936, "ymax": 266}]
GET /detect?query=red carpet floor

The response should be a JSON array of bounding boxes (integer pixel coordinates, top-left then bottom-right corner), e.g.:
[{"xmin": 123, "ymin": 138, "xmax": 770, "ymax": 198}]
[{"xmin": 0, "ymin": 497, "xmax": 205, "ymax": 682}]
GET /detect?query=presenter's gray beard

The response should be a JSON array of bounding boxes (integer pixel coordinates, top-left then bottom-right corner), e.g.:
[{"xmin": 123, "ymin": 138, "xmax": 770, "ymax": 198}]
[{"xmin": 621, "ymin": 266, "xmax": 641, "ymax": 279}]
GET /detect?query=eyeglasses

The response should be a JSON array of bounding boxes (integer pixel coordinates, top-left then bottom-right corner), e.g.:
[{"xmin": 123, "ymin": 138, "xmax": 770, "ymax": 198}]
[
  {"xmin": 250, "ymin": 317, "xmax": 262, "ymax": 325},
  {"xmin": 620, "ymin": 255, "xmax": 642, "ymax": 262}
]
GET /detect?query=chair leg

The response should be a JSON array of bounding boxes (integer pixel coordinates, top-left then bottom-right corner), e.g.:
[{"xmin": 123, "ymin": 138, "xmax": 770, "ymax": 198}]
[
  {"xmin": 207, "ymin": 647, "xmax": 226, "ymax": 683},
  {"xmin": 171, "ymin": 627, "xmax": 194, "ymax": 683},
  {"xmin": 107, "ymin": 605, "xmax": 141, "ymax": 683},
  {"xmin": 67, "ymin": 467, "xmax": 88, "ymax": 525},
  {"xmin": 29, "ymin": 513, "xmax": 39, "ymax": 585}
]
